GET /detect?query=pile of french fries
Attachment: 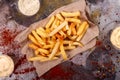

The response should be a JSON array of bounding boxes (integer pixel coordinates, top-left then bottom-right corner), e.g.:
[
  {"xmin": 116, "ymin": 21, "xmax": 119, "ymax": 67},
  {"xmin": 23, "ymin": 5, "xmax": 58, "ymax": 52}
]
[{"xmin": 28, "ymin": 11, "xmax": 89, "ymax": 62}]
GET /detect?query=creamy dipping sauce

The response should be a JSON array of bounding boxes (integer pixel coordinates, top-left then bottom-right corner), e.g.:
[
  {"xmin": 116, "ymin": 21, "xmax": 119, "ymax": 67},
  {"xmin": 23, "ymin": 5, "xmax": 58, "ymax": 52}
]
[
  {"xmin": 18, "ymin": 0, "xmax": 40, "ymax": 16},
  {"xmin": 110, "ymin": 27, "xmax": 120, "ymax": 49},
  {"xmin": 0, "ymin": 55, "xmax": 14, "ymax": 77}
]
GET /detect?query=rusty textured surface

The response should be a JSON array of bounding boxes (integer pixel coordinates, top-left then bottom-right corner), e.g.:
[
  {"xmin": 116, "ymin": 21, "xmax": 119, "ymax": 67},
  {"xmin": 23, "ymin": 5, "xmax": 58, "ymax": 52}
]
[{"xmin": 0, "ymin": 0, "xmax": 120, "ymax": 80}]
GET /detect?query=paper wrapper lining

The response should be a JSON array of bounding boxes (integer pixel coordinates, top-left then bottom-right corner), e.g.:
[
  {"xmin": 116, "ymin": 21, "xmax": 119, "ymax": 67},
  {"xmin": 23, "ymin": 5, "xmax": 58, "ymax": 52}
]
[{"xmin": 15, "ymin": 0, "xmax": 99, "ymax": 77}]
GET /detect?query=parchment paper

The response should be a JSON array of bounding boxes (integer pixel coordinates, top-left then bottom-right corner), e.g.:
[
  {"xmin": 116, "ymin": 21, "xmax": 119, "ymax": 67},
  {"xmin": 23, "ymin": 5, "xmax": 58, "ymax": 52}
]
[{"xmin": 15, "ymin": 0, "xmax": 99, "ymax": 77}]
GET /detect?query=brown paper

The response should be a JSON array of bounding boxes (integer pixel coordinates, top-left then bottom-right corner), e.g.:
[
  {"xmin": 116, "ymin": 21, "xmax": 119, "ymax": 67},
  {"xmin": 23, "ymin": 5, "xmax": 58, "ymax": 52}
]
[{"xmin": 15, "ymin": 0, "xmax": 99, "ymax": 77}]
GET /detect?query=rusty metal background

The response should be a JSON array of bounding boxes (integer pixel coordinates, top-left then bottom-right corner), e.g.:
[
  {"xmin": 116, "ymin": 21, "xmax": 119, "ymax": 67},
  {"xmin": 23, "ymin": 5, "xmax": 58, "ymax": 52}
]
[{"xmin": 0, "ymin": 0, "xmax": 120, "ymax": 80}]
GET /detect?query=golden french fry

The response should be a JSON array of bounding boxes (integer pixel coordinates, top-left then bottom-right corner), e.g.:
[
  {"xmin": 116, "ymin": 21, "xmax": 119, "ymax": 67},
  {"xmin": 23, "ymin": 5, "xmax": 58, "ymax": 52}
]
[
  {"xmin": 49, "ymin": 21, "xmax": 67, "ymax": 36},
  {"xmin": 49, "ymin": 41, "xmax": 60, "ymax": 59},
  {"xmin": 67, "ymin": 23, "xmax": 76, "ymax": 36},
  {"xmin": 38, "ymin": 27, "xmax": 45, "ymax": 32},
  {"xmin": 46, "ymin": 54, "xmax": 59, "ymax": 59},
  {"xmin": 49, "ymin": 56, "xmax": 58, "ymax": 60},
  {"xmin": 76, "ymin": 35, "xmax": 82, "ymax": 41},
  {"xmin": 74, "ymin": 16, "xmax": 78, "ymax": 19},
  {"xmin": 46, "ymin": 37, "xmax": 50, "ymax": 41},
  {"xmin": 45, "ymin": 28, "xmax": 51, "ymax": 33},
  {"xmin": 65, "ymin": 24, "xmax": 69, "ymax": 30},
  {"xmin": 45, "ymin": 16, "xmax": 55, "ymax": 29},
  {"xmin": 56, "ymin": 20, "xmax": 60, "ymax": 26},
  {"xmin": 61, "ymin": 11, "xmax": 80, "ymax": 17},
  {"xmin": 35, "ymin": 52, "xmax": 47, "ymax": 57},
  {"xmin": 48, "ymin": 40, "xmax": 55, "ymax": 45},
  {"xmin": 64, "ymin": 46, "xmax": 76, "ymax": 50},
  {"xmin": 43, "ymin": 45, "xmax": 53, "ymax": 49},
  {"xmin": 63, "ymin": 40, "xmax": 73, "ymax": 45},
  {"xmin": 59, "ymin": 21, "xmax": 63, "ymax": 24},
  {"xmin": 28, "ymin": 43, "xmax": 39, "ymax": 50},
  {"xmin": 68, "ymin": 35, "xmax": 77, "ymax": 40},
  {"xmin": 35, "ymin": 49, "xmax": 39, "ymax": 55},
  {"xmin": 69, "ymin": 41, "xmax": 73, "ymax": 47},
  {"xmin": 59, "ymin": 30, "xmax": 66, "ymax": 38},
  {"xmin": 63, "ymin": 40, "xmax": 73, "ymax": 47},
  {"xmin": 53, "ymin": 25, "xmax": 58, "ymax": 29},
  {"xmin": 40, "ymin": 53, "xmax": 47, "ymax": 57},
  {"xmin": 70, "ymin": 23, "xmax": 76, "ymax": 35},
  {"xmin": 38, "ymin": 27, "xmax": 48, "ymax": 40},
  {"xmin": 60, "ymin": 41, "xmax": 67, "ymax": 60},
  {"xmin": 42, "ymin": 37, "xmax": 47, "ymax": 43},
  {"xmin": 72, "ymin": 36, "xmax": 77, "ymax": 40},
  {"xmin": 37, "ymin": 48, "xmax": 49, "ymax": 54},
  {"xmin": 76, "ymin": 23, "xmax": 80, "ymax": 30},
  {"xmin": 72, "ymin": 42, "xmax": 84, "ymax": 47},
  {"xmin": 55, "ymin": 52, "xmax": 61, "ymax": 56},
  {"xmin": 76, "ymin": 24, "xmax": 89, "ymax": 41},
  {"xmin": 65, "ymin": 18, "xmax": 81, "ymax": 23},
  {"xmin": 50, "ymin": 18, "xmax": 58, "ymax": 30},
  {"xmin": 67, "ymin": 25, "xmax": 71, "ymax": 35},
  {"xmin": 62, "ymin": 27, "xmax": 67, "ymax": 31},
  {"xmin": 32, "ymin": 30, "xmax": 44, "ymax": 43},
  {"xmin": 51, "ymin": 36, "xmax": 56, "ymax": 41},
  {"xmin": 28, "ymin": 34, "xmax": 42, "ymax": 47},
  {"xmin": 49, "ymin": 48, "xmax": 53, "ymax": 53},
  {"xmin": 55, "ymin": 33, "xmax": 64, "ymax": 40},
  {"xmin": 77, "ymin": 21, "xmax": 88, "ymax": 35},
  {"xmin": 56, "ymin": 13, "xmax": 64, "ymax": 21},
  {"xmin": 36, "ymin": 28, "xmax": 47, "ymax": 38}
]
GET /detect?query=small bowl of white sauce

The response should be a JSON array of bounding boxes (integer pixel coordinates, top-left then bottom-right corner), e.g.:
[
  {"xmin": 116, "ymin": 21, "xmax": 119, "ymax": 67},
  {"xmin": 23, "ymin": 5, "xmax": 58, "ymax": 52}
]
[
  {"xmin": 18, "ymin": 0, "xmax": 40, "ymax": 16},
  {"xmin": 0, "ymin": 55, "xmax": 14, "ymax": 77},
  {"xmin": 110, "ymin": 26, "xmax": 120, "ymax": 50}
]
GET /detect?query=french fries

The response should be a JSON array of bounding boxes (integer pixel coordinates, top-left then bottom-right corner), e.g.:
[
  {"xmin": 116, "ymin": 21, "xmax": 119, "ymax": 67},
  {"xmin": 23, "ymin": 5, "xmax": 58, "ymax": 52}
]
[
  {"xmin": 50, "ymin": 18, "xmax": 58, "ymax": 30},
  {"xmin": 77, "ymin": 21, "xmax": 88, "ymax": 35},
  {"xmin": 65, "ymin": 18, "xmax": 81, "ymax": 23},
  {"xmin": 56, "ymin": 13, "xmax": 64, "ymax": 21},
  {"xmin": 70, "ymin": 23, "xmax": 76, "ymax": 35},
  {"xmin": 43, "ymin": 45, "xmax": 53, "ymax": 49},
  {"xmin": 45, "ymin": 16, "xmax": 55, "ymax": 29},
  {"xmin": 28, "ymin": 11, "xmax": 89, "ymax": 62},
  {"xmin": 28, "ymin": 43, "xmax": 39, "ymax": 50},
  {"xmin": 28, "ymin": 34, "xmax": 42, "ymax": 47},
  {"xmin": 64, "ymin": 46, "xmax": 76, "ymax": 50},
  {"xmin": 32, "ymin": 30, "xmax": 44, "ymax": 44},
  {"xmin": 37, "ymin": 48, "xmax": 49, "ymax": 54},
  {"xmin": 76, "ymin": 22, "xmax": 89, "ymax": 41},
  {"xmin": 72, "ymin": 42, "xmax": 83, "ymax": 47},
  {"xmin": 65, "ymin": 24, "xmax": 69, "ymax": 30},
  {"xmin": 36, "ymin": 28, "xmax": 47, "ymax": 38},
  {"xmin": 49, "ymin": 41, "xmax": 60, "ymax": 59},
  {"xmin": 59, "ymin": 30, "xmax": 66, "ymax": 38},
  {"xmin": 49, "ymin": 21, "xmax": 67, "ymax": 36},
  {"xmin": 60, "ymin": 41, "xmax": 67, "ymax": 60},
  {"xmin": 61, "ymin": 11, "xmax": 80, "ymax": 17}
]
